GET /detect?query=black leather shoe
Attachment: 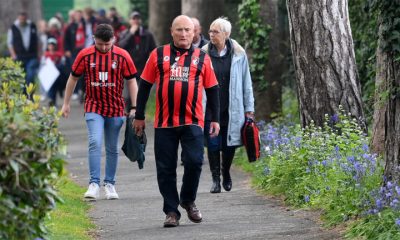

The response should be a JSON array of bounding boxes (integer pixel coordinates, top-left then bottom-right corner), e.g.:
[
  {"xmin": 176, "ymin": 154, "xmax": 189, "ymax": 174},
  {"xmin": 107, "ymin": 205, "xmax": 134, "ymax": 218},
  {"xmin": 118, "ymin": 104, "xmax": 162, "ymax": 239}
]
[
  {"xmin": 180, "ymin": 202, "xmax": 202, "ymax": 223},
  {"xmin": 210, "ymin": 179, "xmax": 221, "ymax": 193},
  {"xmin": 222, "ymin": 173, "xmax": 232, "ymax": 191},
  {"xmin": 164, "ymin": 212, "xmax": 180, "ymax": 227}
]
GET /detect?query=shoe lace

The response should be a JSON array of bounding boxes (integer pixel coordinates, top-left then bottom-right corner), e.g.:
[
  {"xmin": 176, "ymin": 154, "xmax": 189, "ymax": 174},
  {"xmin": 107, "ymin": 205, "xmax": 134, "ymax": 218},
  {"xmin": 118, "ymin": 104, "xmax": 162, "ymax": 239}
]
[
  {"xmin": 105, "ymin": 183, "xmax": 116, "ymax": 193},
  {"xmin": 188, "ymin": 203, "xmax": 199, "ymax": 213},
  {"xmin": 89, "ymin": 183, "xmax": 98, "ymax": 190}
]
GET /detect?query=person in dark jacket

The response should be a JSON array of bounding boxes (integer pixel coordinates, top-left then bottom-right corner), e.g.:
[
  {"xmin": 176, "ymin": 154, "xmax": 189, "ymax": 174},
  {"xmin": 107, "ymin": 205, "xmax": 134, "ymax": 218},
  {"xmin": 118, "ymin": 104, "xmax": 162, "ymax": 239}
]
[
  {"xmin": 118, "ymin": 11, "xmax": 156, "ymax": 113},
  {"xmin": 7, "ymin": 11, "xmax": 41, "ymax": 94},
  {"xmin": 202, "ymin": 17, "xmax": 255, "ymax": 194},
  {"xmin": 191, "ymin": 17, "xmax": 208, "ymax": 48}
]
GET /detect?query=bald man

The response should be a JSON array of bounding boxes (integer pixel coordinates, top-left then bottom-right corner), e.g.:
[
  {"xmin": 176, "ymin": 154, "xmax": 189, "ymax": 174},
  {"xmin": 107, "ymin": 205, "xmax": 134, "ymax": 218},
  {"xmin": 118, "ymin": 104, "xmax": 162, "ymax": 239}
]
[
  {"xmin": 191, "ymin": 17, "xmax": 209, "ymax": 48},
  {"xmin": 133, "ymin": 15, "xmax": 220, "ymax": 227}
]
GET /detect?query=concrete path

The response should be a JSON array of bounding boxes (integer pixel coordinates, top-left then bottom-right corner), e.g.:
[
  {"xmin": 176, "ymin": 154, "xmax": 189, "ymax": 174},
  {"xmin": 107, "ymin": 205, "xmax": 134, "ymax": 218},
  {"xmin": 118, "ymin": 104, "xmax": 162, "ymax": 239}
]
[{"xmin": 59, "ymin": 101, "xmax": 341, "ymax": 240}]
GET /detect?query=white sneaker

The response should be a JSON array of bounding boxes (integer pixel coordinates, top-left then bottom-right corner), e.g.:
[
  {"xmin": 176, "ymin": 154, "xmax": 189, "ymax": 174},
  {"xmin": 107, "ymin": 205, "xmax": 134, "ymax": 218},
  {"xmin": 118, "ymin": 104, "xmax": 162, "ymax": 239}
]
[
  {"xmin": 71, "ymin": 93, "xmax": 79, "ymax": 100},
  {"xmin": 84, "ymin": 183, "xmax": 100, "ymax": 200},
  {"xmin": 104, "ymin": 183, "xmax": 119, "ymax": 200}
]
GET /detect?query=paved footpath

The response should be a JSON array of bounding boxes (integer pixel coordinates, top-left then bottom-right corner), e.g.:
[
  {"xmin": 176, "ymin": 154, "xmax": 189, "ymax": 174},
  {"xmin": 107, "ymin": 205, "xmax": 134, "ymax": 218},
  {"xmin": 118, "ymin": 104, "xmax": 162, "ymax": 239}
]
[{"xmin": 59, "ymin": 101, "xmax": 341, "ymax": 240}]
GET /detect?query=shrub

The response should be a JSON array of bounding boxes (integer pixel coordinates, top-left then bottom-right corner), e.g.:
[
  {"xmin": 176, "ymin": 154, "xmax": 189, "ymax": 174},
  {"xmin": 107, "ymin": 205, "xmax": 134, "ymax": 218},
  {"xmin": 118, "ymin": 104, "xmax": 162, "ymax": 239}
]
[
  {"xmin": 254, "ymin": 107, "xmax": 385, "ymax": 227},
  {"xmin": 0, "ymin": 58, "xmax": 65, "ymax": 239}
]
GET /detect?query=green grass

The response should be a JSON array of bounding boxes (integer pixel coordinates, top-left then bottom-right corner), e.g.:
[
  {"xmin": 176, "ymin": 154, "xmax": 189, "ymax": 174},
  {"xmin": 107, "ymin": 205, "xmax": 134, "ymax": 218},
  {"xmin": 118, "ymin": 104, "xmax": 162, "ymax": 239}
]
[
  {"xmin": 145, "ymin": 90, "xmax": 156, "ymax": 119},
  {"xmin": 46, "ymin": 176, "xmax": 96, "ymax": 240}
]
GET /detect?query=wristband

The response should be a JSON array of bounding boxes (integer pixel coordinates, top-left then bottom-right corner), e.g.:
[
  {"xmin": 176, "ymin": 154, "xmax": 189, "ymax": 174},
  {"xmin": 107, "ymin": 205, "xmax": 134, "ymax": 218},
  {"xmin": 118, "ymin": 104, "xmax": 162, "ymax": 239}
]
[{"xmin": 130, "ymin": 106, "xmax": 136, "ymax": 110}]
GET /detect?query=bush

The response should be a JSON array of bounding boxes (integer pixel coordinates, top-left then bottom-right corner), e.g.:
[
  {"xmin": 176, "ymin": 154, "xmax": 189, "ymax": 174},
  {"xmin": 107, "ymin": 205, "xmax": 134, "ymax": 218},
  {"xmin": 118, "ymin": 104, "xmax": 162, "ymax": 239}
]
[
  {"xmin": 250, "ymin": 107, "xmax": 400, "ymax": 238},
  {"xmin": 0, "ymin": 58, "xmax": 65, "ymax": 239}
]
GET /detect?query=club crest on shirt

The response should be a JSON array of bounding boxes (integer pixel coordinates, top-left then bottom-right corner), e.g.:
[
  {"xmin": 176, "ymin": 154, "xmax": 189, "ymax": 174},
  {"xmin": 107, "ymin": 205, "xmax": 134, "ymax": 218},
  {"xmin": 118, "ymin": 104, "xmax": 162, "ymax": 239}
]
[
  {"xmin": 192, "ymin": 57, "xmax": 199, "ymax": 65},
  {"xmin": 112, "ymin": 60, "xmax": 118, "ymax": 69}
]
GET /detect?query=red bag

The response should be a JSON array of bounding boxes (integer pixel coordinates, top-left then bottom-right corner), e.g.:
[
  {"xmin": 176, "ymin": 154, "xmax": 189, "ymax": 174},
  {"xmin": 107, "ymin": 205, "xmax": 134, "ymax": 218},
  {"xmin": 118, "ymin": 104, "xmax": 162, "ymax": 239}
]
[{"xmin": 241, "ymin": 117, "xmax": 261, "ymax": 162}]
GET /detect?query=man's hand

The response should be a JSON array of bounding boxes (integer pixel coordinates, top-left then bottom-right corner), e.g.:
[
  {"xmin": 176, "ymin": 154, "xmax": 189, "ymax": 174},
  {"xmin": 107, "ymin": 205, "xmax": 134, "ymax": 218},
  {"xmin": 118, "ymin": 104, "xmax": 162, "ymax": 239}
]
[
  {"xmin": 61, "ymin": 104, "xmax": 71, "ymax": 118},
  {"xmin": 129, "ymin": 109, "xmax": 136, "ymax": 117},
  {"xmin": 130, "ymin": 24, "xmax": 139, "ymax": 34},
  {"xmin": 209, "ymin": 122, "xmax": 220, "ymax": 138},
  {"xmin": 133, "ymin": 119, "xmax": 145, "ymax": 136}
]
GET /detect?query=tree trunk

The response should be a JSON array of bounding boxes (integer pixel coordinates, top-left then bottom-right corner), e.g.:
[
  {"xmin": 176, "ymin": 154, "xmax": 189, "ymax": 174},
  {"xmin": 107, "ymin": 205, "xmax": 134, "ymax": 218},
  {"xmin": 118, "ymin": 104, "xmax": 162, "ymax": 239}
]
[
  {"xmin": 378, "ymin": 26, "xmax": 400, "ymax": 182},
  {"xmin": 286, "ymin": 0, "xmax": 365, "ymax": 128},
  {"xmin": 256, "ymin": 0, "xmax": 289, "ymax": 121},
  {"xmin": 371, "ymin": 25, "xmax": 389, "ymax": 155},
  {"xmin": 181, "ymin": 0, "xmax": 224, "ymax": 33},
  {"xmin": 149, "ymin": 0, "xmax": 181, "ymax": 46}
]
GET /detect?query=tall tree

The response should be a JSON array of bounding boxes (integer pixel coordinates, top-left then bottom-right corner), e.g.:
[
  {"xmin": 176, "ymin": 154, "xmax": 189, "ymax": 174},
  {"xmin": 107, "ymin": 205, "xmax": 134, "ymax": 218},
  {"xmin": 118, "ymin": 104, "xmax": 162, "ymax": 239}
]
[
  {"xmin": 286, "ymin": 0, "xmax": 365, "ymax": 128},
  {"xmin": 149, "ymin": 0, "xmax": 181, "ymax": 46},
  {"xmin": 256, "ymin": 0, "xmax": 290, "ymax": 121},
  {"xmin": 181, "ymin": 0, "xmax": 224, "ymax": 33},
  {"xmin": 370, "ymin": 1, "xmax": 400, "ymax": 182}
]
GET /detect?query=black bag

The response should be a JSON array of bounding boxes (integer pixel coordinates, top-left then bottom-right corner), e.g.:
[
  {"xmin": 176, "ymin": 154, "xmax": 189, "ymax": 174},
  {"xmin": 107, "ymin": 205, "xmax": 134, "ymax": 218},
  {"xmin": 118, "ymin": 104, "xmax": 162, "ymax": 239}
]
[
  {"xmin": 241, "ymin": 117, "xmax": 261, "ymax": 162},
  {"xmin": 122, "ymin": 116, "xmax": 146, "ymax": 169}
]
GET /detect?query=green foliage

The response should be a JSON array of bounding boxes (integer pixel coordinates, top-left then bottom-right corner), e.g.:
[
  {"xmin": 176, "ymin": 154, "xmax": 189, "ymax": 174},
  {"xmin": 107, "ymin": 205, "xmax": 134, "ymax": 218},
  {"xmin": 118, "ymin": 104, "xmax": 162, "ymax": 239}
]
[
  {"xmin": 238, "ymin": 0, "xmax": 271, "ymax": 90},
  {"xmin": 369, "ymin": 0, "xmax": 400, "ymax": 61},
  {"xmin": 349, "ymin": 0, "xmax": 378, "ymax": 124},
  {"xmin": 252, "ymin": 107, "xmax": 384, "ymax": 227},
  {"xmin": 47, "ymin": 176, "xmax": 95, "ymax": 240},
  {"xmin": 0, "ymin": 58, "xmax": 65, "ymax": 239},
  {"xmin": 129, "ymin": 0, "xmax": 149, "ymax": 27}
]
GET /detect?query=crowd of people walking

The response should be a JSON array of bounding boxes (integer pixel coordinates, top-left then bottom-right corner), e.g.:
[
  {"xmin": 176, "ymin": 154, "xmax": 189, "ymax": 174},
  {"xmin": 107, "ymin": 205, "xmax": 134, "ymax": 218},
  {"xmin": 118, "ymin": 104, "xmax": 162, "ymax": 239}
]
[{"xmin": 7, "ymin": 7, "xmax": 255, "ymax": 228}]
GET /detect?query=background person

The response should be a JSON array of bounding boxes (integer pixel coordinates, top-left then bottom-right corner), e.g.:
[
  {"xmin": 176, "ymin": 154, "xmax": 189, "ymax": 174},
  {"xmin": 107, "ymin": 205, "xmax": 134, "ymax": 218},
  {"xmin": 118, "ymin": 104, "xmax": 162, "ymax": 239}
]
[
  {"xmin": 133, "ymin": 15, "xmax": 220, "ymax": 228},
  {"xmin": 202, "ymin": 17, "xmax": 255, "ymax": 193},
  {"xmin": 119, "ymin": 10, "xmax": 156, "ymax": 113},
  {"xmin": 61, "ymin": 24, "xmax": 138, "ymax": 201},
  {"xmin": 7, "ymin": 11, "xmax": 41, "ymax": 96},
  {"xmin": 191, "ymin": 17, "xmax": 208, "ymax": 48}
]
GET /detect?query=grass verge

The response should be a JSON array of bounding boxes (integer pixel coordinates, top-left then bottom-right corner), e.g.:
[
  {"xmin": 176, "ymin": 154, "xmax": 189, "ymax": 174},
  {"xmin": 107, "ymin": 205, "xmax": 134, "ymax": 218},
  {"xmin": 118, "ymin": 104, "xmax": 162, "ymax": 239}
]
[{"xmin": 46, "ymin": 176, "xmax": 96, "ymax": 240}]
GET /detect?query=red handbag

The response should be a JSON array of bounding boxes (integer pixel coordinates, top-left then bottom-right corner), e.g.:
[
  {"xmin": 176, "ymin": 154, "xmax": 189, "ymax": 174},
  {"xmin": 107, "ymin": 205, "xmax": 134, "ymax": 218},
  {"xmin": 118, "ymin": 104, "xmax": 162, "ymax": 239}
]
[{"xmin": 241, "ymin": 117, "xmax": 261, "ymax": 162}]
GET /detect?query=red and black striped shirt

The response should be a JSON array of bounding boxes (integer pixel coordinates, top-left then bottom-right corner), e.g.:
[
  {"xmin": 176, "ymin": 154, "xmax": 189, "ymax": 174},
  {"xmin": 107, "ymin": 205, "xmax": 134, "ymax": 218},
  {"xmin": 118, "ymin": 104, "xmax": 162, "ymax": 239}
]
[
  {"xmin": 141, "ymin": 44, "xmax": 218, "ymax": 128},
  {"xmin": 72, "ymin": 45, "xmax": 137, "ymax": 117}
]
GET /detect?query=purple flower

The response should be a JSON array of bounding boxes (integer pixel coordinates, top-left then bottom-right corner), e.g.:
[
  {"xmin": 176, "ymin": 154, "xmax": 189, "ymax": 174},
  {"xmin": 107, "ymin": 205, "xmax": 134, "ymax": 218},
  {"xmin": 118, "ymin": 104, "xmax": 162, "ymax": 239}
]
[
  {"xmin": 396, "ymin": 186, "xmax": 400, "ymax": 195},
  {"xmin": 362, "ymin": 143, "xmax": 369, "ymax": 152},
  {"xmin": 263, "ymin": 167, "xmax": 270, "ymax": 175},
  {"xmin": 396, "ymin": 218, "xmax": 400, "ymax": 226},
  {"xmin": 331, "ymin": 114, "xmax": 339, "ymax": 123},
  {"xmin": 304, "ymin": 195, "xmax": 310, "ymax": 203},
  {"xmin": 376, "ymin": 199, "xmax": 383, "ymax": 209}
]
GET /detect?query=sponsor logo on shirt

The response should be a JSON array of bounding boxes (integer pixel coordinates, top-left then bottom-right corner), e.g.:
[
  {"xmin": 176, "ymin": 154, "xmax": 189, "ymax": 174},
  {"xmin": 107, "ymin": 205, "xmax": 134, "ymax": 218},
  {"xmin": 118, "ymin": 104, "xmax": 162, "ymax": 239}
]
[
  {"xmin": 170, "ymin": 66, "xmax": 189, "ymax": 82},
  {"xmin": 91, "ymin": 71, "xmax": 115, "ymax": 87}
]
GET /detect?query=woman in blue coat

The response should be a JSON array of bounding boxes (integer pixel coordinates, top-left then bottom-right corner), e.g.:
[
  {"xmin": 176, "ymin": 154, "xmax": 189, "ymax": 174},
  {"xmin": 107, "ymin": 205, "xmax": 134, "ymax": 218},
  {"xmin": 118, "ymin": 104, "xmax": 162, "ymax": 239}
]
[{"xmin": 202, "ymin": 17, "xmax": 255, "ymax": 193}]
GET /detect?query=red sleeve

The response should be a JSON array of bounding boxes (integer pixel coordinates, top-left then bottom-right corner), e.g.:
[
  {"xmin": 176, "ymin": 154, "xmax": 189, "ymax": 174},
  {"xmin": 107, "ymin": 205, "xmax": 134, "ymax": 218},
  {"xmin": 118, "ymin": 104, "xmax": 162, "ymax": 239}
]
[
  {"xmin": 71, "ymin": 49, "xmax": 85, "ymax": 77},
  {"xmin": 123, "ymin": 52, "xmax": 137, "ymax": 79},
  {"xmin": 140, "ymin": 49, "xmax": 158, "ymax": 84},
  {"xmin": 202, "ymin": 54, "xmax": 218, "ymax": 88}
]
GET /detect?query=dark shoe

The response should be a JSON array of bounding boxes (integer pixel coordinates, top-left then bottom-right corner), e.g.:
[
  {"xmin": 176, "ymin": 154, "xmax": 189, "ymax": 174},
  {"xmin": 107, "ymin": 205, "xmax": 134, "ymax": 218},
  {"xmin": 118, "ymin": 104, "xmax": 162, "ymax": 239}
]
[
  {"xmin": 208, "ymin": 151, "xmax": 221, "ymax": 193},
  {"xmin": 222, "ymin": 152, "xmax": 234, "ymax": 191},
  {"xmin": 210, "ymin": 178, "xmax": 221, "ymax": 193},
  {"xmin": 163, "ymin": 212, "xmax": 179, "ymax": 228},
  {"xmin": 222, "ymin": 175, "xmax": 232, "ymax": 191},
  {"xmin": 180, "ymin": 202, "xmax": 202, "ymax": 223}
]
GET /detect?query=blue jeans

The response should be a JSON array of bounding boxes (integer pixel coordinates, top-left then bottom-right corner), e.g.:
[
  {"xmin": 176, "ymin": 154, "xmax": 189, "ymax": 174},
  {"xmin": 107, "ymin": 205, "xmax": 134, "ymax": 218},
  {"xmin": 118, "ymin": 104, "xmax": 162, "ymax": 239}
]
[
  {"xmin": 85, "ymin": 112, "xmax": 125, "ymax": 185},
  {"xmin": 204, "ymin": 121, "xmax": 236, "ymax": 156},
  {"xmin": 18, "ymin": 58, "xmax": 38, "ymax": 95},
  {"xmin": 154, "ymin": 125, "xmax": 204, "ymax": 217}
]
